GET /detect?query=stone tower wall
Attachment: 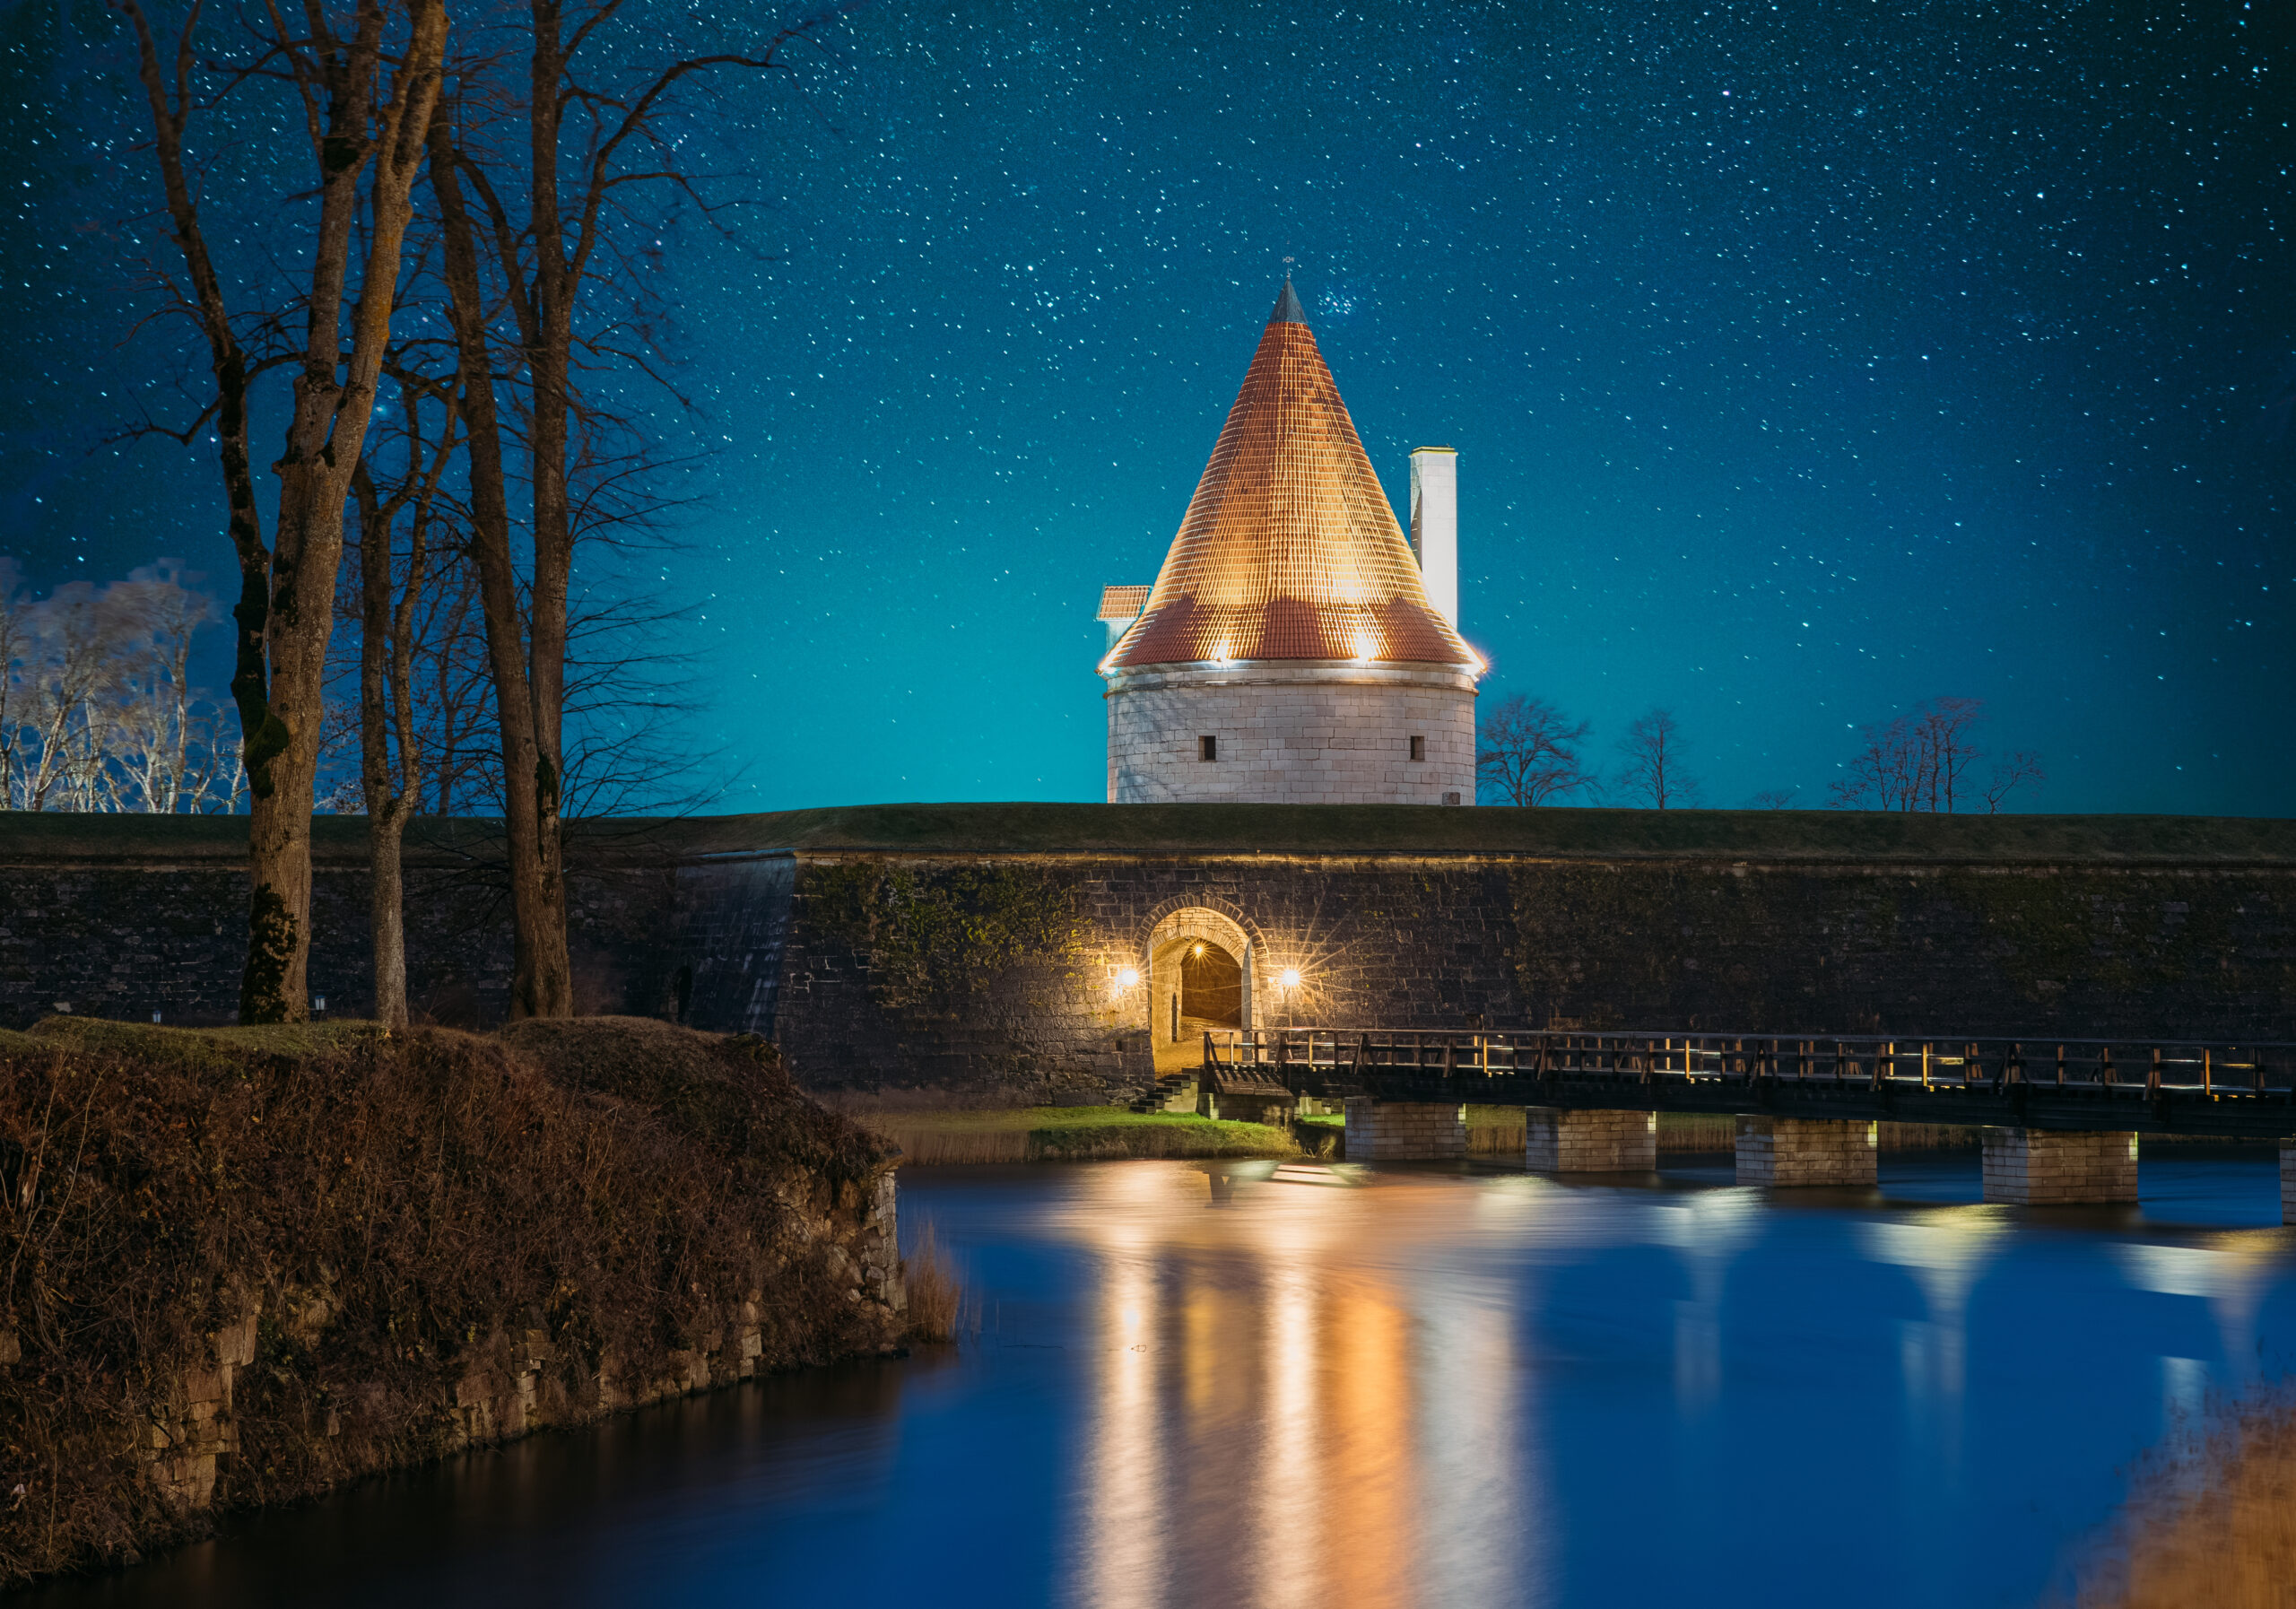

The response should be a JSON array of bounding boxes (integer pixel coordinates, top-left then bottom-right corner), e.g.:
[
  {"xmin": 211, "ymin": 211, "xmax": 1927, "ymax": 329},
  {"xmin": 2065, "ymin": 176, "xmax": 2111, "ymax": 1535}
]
[{"xmin": 1106, "ymin": 665, "xmax": 1474, "ymax": 804}]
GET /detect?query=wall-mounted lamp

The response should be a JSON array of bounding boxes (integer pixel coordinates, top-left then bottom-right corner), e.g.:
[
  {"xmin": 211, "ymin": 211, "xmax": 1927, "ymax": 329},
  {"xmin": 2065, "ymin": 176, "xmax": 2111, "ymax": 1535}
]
[
  {"xmin": 1116, "ymin": 968, "xmax": 1140, "ymax": 989},
  {"xmin": 1277, "ymin": 968, "xmax": 1301, "ymax": 990}
]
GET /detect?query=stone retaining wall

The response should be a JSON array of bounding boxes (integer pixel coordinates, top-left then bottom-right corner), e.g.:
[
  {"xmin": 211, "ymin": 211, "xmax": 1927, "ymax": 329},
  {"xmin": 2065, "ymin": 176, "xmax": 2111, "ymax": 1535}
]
[
  {"xmin": 4, "ymin": 813, "xmax": 2292, "ymax": 1105},
  {"xmin": 138, "ymin": 1173, "xmax": 900, "ymax": 1525}
]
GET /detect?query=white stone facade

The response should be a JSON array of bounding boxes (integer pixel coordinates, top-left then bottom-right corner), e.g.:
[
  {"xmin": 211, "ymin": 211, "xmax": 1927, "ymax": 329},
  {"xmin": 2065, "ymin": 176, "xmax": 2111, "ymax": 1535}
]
[{"xmin": 1105, "ymin": 663, "xmax": 1474, "ymax": 804}]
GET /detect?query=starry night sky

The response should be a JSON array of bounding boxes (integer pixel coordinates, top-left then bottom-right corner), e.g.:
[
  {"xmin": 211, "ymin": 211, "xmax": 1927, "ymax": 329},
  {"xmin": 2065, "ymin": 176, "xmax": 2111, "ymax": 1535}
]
[{"xmin": 4, "ymin": 0, "xmax": 2290, "ymax": 814}]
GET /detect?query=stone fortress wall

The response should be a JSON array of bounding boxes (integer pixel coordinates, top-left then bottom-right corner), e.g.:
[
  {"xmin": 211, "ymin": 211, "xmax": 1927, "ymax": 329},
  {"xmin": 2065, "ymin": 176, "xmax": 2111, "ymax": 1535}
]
[{"xmin": 3, "ymin": 806, "xmax": 2292, "ymax": 1102}]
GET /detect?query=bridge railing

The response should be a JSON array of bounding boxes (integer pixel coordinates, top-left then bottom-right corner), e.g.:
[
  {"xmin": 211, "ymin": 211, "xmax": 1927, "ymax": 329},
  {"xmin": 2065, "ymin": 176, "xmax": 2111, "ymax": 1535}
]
[{"xmin": 1198, "ymin": 1027, "xmax": 2296, "ymax": 1098}]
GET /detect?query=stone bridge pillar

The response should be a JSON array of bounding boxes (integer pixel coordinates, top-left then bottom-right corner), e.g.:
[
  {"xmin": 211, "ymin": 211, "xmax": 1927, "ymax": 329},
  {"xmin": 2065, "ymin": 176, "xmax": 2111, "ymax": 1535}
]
[
  {"xmin": 1735, "ymin": 1117, "xmax": 1877, "ymax": 1187},
  {"xmin": 1344, "ymin": 1098, "xmax": 1465, "ymax": 1161},
  {"xmin": 1525, "ymin": 1108, "xmax": 1657, "ymax": 1172},
  {"xmin": 1982, "ymin": 1128, "xmax": 2138, "ymax": 1205}
]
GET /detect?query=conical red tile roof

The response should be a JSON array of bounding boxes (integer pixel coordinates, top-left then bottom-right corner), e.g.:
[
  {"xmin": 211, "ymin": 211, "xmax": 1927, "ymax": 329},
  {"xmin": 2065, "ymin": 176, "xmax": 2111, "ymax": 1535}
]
[{"xmin": 1106, "ymin": 283, "xmax": 1474, "ymax": 671}]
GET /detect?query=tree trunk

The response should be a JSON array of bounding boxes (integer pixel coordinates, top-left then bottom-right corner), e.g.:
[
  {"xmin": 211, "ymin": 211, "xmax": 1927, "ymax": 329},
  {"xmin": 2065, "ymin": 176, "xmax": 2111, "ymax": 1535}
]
[
  {"xmin": 238, "ymin": 0, "xmax": 448, "ymax": 1022},
  {"xmin": 126, "ymin": 0, "xmax": 448, "ymax": 1022},
  {"xmin": 354, "ymin": 470, "xmax": 407, "ymax": 1032},
  {"xmin": 427, "ymin": 104, "xmax": 572, "ymax": 1022},
  {"xmin": 515, "ymin": 0, "xmax": 576, "ymax": 1019}
]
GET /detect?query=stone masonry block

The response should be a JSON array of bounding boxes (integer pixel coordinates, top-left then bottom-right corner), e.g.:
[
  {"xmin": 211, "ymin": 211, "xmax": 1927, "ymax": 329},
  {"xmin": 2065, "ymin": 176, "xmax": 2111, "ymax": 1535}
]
[
  {"xmin": 1344, "ymin": 1097, "xmax": 1466, "ymax": 1161},
  {"xmin": 1735, "ymin": 1116, "xmax": 1878, "ymax": 1187},
  {"xmin": 1525, "ymin": 1107, "xmax": 1657, "ymax": 1171},
  {"xmin": 1982, "ymin": 1128, "xmax": 2138, "ymax": 1205}
]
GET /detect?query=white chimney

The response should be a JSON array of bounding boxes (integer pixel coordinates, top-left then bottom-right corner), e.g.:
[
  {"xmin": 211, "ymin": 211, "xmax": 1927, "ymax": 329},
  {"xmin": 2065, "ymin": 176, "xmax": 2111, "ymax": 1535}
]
[{"xmin": 1409, "ymin": 446, "xmax": 1458, "ymax": 631}]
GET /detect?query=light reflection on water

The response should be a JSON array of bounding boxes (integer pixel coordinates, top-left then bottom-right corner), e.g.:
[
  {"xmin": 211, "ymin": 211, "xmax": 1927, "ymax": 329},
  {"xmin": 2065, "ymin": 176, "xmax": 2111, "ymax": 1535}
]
[{"xmin": 15, "ymin": 1154, "xmax": 2296, "ymax": 1609}]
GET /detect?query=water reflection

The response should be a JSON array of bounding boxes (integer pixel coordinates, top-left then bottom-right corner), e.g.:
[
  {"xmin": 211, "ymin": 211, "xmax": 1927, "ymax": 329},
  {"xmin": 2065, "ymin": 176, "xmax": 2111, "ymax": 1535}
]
[
  {"xmin": 15, "ymin": 1155, "xmax": 2296, "ymax": 1609},
  {"xmin": 1070, "ymin": 1167, "xmax": 1464, "ymax": 1608},
  {"xmin": 1662, "ymin": 1187, "xmax": 1761, "ymax": 1409},
  {"xmin": 1860, "ymin": 1207, "xmax": 2008, "ymax": 1423}
]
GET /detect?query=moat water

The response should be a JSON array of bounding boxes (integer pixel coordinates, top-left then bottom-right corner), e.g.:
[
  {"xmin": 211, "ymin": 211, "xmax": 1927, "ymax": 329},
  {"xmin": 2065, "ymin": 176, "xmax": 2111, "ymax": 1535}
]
[{"xmin": 20, "ymin": 1153, "xmax": 2296, "ymax": 1609}]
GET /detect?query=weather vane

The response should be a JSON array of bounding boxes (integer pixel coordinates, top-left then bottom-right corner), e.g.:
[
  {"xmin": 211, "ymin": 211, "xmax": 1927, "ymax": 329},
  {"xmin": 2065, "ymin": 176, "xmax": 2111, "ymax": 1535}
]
[{"xmin": 1283, "ymin": 255, "xmax": 1294, "ymax": 278}]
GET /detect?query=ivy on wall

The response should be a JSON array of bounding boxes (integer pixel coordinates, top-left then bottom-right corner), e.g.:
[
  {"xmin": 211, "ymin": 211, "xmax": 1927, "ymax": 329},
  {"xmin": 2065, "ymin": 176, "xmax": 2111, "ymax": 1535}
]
[{"xmin": 804, "ymin": 860, "xmax": 1085, "ymax": 1010}]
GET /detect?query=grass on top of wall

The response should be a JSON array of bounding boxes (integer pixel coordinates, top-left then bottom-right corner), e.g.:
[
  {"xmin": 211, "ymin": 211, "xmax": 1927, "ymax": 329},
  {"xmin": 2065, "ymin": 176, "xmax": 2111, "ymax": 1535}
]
[
  {"xmin": 855, "ymin": 1106, "xmax": 1299, "ymax": 1164},
  {"xmin": 7, "ymin": 802, "xmax": 2293, "ymax": 867}
]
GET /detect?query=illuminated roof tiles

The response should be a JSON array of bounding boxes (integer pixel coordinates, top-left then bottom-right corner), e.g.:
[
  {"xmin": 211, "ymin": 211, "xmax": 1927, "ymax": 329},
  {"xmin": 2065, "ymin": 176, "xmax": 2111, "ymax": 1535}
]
[
  {"xmin": 1107, "ymin": 284, "xmax": 1473, "ymax": 671},
  {"xmin": 1096, "ymin": 585, "xmax": 1152, "ymax": 621}
]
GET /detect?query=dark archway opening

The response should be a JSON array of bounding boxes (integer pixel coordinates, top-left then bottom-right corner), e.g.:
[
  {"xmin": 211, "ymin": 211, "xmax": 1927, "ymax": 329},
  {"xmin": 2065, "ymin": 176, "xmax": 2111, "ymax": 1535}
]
[{"xmin": 1179, "ymin": 941, "xmax": 1242, "ymax": 1029}]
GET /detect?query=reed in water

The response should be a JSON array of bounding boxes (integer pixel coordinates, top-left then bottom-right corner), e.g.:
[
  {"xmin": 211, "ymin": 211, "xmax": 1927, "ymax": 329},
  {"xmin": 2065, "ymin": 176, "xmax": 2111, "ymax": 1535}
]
[{"xmin": 903, "ymin": 1222, "xmax": 968, "ymax": 1344}]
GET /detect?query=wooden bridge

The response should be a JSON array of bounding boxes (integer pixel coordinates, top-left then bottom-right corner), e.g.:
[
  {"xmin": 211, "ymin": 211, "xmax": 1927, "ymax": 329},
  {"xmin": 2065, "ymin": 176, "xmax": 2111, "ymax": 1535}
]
[{"xmin": 1197, "ymin": 1027, "xmax": 2296, "ymax": 1142}]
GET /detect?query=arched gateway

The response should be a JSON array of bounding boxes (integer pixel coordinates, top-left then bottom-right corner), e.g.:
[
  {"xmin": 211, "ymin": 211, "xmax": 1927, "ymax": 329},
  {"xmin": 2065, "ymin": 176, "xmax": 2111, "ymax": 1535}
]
[{"xmin": 1142, "ymin": 906, "xmax": 1256, "ymax": 1075}]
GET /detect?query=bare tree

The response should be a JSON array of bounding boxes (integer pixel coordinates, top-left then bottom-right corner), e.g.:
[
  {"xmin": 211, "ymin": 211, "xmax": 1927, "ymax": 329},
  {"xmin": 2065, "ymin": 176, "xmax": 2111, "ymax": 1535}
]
[
  {"xmin": 426, "ymin": 12, "xmax": 820, "ymax": 1018},
  {"xmin": 0, "ymin": 562, "xmax": 29, "ymax": 807},
  {"xmin": 0, "ymin": 564, "xmax": 239, "ymax": 813},
  {"xmin": 350, "ymin": 379, "xmax": 462, "ymax": 1031},
  {"xmin": 416, "ymin": 561, "xmax": 495, "ymax": 814},
  {"xmin": 15, "ymin": 581, "xmax": 141, "ymax": 812},
  {"xmin": 1829, "ymin": 715, "xmax": 1921, "ymax": 811},
  {"xmin": 1476, "ymin": 692, "xmax": 1592, "ymax": 805},
  {"xmin": 1615, "ymin": 708, "xmax": 1698, "ymax": 809},
  {"xmin": 1913, "ymin": 695, "xmax": 1984, "ymax": 812},
  {"xmin": 121, "ymin": 0, "xmax": 449, "ymax": 1021},
  {"xmin": 1982, "ymin": 750, "xmax": 2045, "ymax": 813},
  {"xmin": 1829, "ymin": 696, "xmax": 2039, "ymax": 813},
  {"xmin": 1748, "ymin": 788, "xmax": 1796, "ymax": 810}
]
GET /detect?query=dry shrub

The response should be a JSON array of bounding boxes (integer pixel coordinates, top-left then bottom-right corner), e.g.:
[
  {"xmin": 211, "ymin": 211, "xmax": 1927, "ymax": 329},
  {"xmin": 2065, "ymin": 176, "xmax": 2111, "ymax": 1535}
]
[
  {"xmin": 901, "ymin": 1221, "xmax": 965, "ymax": 1344},
  {"xmin": 2073, "ymin": 1387, "xmax": 2296, "ymax": 1609},
  {"xmin": 0, "ymin": 1015, "xmax": 896, "ymax": 1587}
]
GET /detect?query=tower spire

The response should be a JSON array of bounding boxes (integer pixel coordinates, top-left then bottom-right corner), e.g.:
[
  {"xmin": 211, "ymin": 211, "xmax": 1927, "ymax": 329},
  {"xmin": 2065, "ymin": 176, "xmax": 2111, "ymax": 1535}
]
[
  {"xmin": 1109, "ymin": 285, "xmax": 1469, "ymax": 670},
  {"xmin": 1269, "ymin": 265, "xmax": 1307, "ymax": 326}
]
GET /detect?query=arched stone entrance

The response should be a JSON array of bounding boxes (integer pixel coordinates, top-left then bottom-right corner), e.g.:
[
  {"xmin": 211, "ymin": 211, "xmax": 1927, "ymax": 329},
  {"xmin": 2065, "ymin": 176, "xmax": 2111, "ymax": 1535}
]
[{"xmin": 1143, "ymin": 906, "xmax": 1256, "ymax": 1074}]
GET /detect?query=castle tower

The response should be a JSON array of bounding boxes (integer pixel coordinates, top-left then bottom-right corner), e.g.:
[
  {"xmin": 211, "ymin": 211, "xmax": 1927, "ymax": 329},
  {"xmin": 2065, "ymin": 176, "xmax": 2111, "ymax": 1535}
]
[{"xmin": 1098, "ymin": 280, "xmax": 1480, "ymax": 804}]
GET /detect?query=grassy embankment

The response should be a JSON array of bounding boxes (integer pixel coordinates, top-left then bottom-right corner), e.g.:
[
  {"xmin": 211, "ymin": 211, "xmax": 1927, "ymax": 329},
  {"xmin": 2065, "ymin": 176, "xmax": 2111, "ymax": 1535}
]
[
  {"xmin": 856, "ymin": 1106, "xmax": 1300, "ymax": 1163},
  {"xmin": 0, "ymin": 1014, "xmax": 908, "ymax": 1588}
]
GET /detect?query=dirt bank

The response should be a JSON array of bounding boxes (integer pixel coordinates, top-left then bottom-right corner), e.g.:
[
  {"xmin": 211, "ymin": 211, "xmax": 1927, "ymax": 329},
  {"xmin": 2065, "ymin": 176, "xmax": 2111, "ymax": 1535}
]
[{"xmin": 0, "ymin": 1015, "xmax": 902, "ymax": 1588}]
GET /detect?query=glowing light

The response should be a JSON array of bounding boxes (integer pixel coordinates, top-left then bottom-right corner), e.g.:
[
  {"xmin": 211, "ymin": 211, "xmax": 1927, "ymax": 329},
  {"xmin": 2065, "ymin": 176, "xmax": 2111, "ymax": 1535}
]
[
  {"xmin": 1351, "ymin": 633, "xmax": 1377, "ymax": 661},
  {"xmin": 1192, "ymin": 944, "xmax": 1205, "ymax": 959},
  {"xmin": 1278, "ymin": 968, "xmax": 1301, "ymax": 989},
  {"xmin": 1116, "ymin": 967, "xmax": 1141, "ymax": 989},
  {"xmin": 1212, "ymin": 641, "xmax": 1233, "ymax": 664}
]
